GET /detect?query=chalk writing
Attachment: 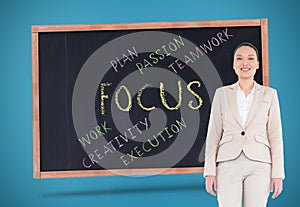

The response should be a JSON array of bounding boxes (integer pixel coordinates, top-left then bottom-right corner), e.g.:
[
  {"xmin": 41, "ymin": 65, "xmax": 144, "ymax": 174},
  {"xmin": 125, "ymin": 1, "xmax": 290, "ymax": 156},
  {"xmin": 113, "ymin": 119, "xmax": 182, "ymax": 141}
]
[
  {"xmin": 110, "ymin": 46, "xmax": 138, "ymax": 72},
  {"xmin": 168, "ymin": 28, "xmax": 234, "ymax": 73},
  {"xmin": 135, "ymin": 35, "xmax": 185, "ymax": 75},
  {"xmin": 100, "ymin": 80, "xmax": 203, "ymax": 116},
  {"xmin": 119, "ymin": 116, "xmax": 187, "ymax": 166},
  {"xmin": 81, "ymin": 117, "xmax": 150, "ymax": 168}
]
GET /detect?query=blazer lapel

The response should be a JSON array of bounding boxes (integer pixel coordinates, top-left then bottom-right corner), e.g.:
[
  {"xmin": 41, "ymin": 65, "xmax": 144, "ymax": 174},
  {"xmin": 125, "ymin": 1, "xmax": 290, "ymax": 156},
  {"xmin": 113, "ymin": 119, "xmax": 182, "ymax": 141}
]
[
  {"xmin": 244, "ymin": 82, "xmax": 263, "ymax": 128},
  {"xmin": 228, "ymin": 83, "xmax": 244, "ymax": 128}
]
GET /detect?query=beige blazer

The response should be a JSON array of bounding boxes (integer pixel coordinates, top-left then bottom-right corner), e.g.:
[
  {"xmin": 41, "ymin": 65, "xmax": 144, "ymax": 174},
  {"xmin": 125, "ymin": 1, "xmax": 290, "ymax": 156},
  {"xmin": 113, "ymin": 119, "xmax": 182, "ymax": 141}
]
[{"xmin": 204, "ymin": 82, "xmax": 285, "ymax": 179}]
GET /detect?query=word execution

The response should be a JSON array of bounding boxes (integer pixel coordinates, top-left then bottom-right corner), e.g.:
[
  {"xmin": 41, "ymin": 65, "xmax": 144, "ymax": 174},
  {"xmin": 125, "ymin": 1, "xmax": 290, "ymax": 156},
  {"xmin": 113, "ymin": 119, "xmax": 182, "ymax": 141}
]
[{"xmin": 120, "ymin": 116, "xmax": 187, "ymax": 166}]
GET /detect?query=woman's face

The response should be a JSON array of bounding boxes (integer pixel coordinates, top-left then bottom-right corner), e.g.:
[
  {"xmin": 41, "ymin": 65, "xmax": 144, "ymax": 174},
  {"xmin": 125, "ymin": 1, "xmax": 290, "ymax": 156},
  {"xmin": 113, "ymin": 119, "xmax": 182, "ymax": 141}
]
[{"xmin": 233, "ymin": 46, "xmax": 259, "ymax": 81}]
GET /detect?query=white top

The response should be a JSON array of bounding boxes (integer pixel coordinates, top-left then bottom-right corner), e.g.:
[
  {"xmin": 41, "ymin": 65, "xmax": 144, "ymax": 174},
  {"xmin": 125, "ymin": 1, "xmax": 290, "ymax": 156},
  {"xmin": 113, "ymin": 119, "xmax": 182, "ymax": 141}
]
[{"xmin": 237, "ymin": 83, "xmax": 255, "ymax": 127}]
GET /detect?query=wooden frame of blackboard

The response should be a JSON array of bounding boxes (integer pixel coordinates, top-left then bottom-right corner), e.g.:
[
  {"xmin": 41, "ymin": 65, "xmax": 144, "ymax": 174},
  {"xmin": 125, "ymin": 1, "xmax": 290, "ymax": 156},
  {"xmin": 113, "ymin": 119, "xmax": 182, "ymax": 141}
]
[{"xmin": 32, "ymin": 18, "xmax": 269, "ymax": 178}]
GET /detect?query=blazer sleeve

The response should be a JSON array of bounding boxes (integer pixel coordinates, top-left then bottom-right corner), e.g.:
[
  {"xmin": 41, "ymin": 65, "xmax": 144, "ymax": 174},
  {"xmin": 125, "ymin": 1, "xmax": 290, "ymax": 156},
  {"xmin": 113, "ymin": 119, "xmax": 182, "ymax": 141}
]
[
  {"xmin": 268, "ymin": 89, "xmax": 285, "ymax": 179},
  {"xmin": 203, "ymin": 88, "xmax": 223, "ymax": 177}
]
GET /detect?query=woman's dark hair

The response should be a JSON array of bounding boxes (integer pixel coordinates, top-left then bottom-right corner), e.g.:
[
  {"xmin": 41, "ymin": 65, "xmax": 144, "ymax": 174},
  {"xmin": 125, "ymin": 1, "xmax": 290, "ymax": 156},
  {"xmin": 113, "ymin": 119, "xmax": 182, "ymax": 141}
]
[{"xmin": 233, "ymin": 42, "xmax": 259, "ymax": 60}]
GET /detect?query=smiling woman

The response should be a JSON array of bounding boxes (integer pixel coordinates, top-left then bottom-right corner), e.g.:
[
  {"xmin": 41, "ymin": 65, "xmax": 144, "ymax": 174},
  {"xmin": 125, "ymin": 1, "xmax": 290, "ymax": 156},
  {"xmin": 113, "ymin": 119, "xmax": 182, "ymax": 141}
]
[
  {"xmin": 204, "ymin": 41, "xmax": 285, "ymax": 207},
  {"xmin": 233, "ymin": 42, "xmax": 260, "ymax": 87}
]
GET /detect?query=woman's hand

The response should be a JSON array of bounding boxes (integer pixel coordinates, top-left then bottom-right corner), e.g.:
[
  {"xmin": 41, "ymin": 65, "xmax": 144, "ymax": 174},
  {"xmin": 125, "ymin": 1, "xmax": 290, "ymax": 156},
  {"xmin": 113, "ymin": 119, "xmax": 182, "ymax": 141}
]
[
  {"xmin": 270, "ymin": 178, "xmax": 283, "ymax": 199},
  {"xmin": 205, "ymin": 176, "xmax": 217, "ymax": 196}
]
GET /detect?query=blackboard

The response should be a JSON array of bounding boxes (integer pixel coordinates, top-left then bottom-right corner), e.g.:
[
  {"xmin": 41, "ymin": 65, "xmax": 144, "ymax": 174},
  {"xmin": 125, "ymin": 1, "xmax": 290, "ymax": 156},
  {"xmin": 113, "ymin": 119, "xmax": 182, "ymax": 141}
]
[{"xmin": 32, "ymin": 19, "xmax": 269, "ymax": 178}]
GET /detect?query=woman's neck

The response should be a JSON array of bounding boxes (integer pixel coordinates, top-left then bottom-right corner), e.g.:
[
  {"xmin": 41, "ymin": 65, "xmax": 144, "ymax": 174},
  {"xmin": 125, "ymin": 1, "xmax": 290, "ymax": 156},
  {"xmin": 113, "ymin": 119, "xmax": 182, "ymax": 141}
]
[{"xmin": 238, "ymin": 79, "xmax": 254, "ymax": 96}]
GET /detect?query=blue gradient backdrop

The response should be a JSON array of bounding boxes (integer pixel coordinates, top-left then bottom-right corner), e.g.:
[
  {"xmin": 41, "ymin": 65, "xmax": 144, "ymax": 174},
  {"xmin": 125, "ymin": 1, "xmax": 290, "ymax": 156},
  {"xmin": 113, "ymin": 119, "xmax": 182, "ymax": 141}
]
[{"xmin": 0, "ymin": 0, "xmax": 298, "ymax": 206}]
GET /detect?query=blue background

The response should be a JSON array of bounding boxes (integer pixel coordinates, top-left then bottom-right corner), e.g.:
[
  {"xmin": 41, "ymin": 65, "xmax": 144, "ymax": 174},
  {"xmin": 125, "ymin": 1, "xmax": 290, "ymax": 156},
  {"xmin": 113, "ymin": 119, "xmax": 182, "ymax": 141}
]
[{"xmin": 0, "ymin": 0, "xmax": 298, "ymax": 206}]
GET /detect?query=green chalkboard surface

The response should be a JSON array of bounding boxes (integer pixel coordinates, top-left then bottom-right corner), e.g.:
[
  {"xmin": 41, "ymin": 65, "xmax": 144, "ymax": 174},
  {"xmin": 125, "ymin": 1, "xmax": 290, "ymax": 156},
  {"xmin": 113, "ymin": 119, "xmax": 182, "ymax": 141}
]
[{"xmin": 32, "ymin": 19, "xmax": 269, "ymax": 178}]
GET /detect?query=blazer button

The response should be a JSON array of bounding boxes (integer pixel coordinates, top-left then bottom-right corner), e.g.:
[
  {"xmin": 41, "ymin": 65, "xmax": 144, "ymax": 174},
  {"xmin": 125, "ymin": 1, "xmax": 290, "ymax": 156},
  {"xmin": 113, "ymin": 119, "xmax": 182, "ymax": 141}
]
[{"xmin": 241, "ymin": 131, "xmax": 245, "ymax": 136}]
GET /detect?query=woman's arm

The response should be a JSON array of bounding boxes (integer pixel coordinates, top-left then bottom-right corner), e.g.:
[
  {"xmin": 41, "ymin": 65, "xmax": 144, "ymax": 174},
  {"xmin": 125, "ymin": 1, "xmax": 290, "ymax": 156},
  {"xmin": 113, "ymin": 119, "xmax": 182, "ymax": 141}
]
[
  {"xmin": 267, "ymin": 89, "xmax": 285, "ymax": 179},
  {"xmin": 204, "ymin": 88, "xmax": 223, "ymax": 177},
  {"xmin": 267, "ymin": 89, "xmax": 285, "ymax": 198}
]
